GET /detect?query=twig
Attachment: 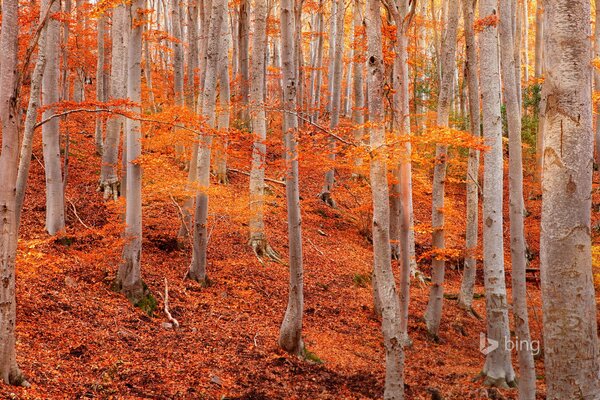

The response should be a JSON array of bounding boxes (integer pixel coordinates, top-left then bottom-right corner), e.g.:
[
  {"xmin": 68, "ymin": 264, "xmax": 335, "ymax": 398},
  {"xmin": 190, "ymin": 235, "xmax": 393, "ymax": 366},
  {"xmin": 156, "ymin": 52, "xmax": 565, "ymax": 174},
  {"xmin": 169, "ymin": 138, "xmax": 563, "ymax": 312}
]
[
  {"xmin": 229, "ymin": 168, "xmax": 286, "ymax": 186},
  {"xmin": 306, "ymin": 236, "xmax": 324, "ymax": 256},
  {"xmin": 169, "ymin": 194, "xmax": 191, "ymax": 245},
  {"xmin": 65, "ymin": 197, "xmax": 91, "ymax": 229},
  {"xmin": 164, "ymin": 278, "xmax": 180, "ymax": 329}
]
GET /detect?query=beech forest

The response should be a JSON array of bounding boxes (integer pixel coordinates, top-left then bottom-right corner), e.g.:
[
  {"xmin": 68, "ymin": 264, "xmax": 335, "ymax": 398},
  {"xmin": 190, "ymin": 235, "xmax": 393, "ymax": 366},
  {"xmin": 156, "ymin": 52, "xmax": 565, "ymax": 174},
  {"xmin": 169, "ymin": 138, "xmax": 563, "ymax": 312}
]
[{"xmin": 0, "ymin": 0, "xmax": 599, "ymax": 398}]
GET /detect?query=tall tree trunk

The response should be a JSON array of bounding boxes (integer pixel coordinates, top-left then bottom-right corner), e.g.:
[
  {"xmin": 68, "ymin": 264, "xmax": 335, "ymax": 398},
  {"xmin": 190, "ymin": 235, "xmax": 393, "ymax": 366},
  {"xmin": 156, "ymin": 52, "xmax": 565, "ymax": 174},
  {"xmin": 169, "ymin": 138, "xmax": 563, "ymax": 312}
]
[
  {"xmin": 42, "ymin": 0, "xmax": 66, "ymax": 235},
  {"xmin": 498, "ymin": 0, "xmax": 536, "ymax": 397},
  {"xmin": 172, "ymin": 0, "xmax": 185, "ymax": 159},
  {"xmin": 95, "ymin": 14, "xmax": 106, "ymax": 155},
  {"xmin": 479, "ymin": 0, "xmax": 516, "ymax": 387},
  {"xmin": 278, "ymin": 0, "xmax": 305, "ymax": 356},
  {"xmin": 188, "ymin": 0, "xmax": 225, "ymax": 283},
  {"xmin": 534, "ymin": 0, "xmax": 544, "ymax": 181},
  {"xmin": 237, "ymin": 0, "xmax": 250, "ymax": 124},
  {"xmin": 423, "ymin": 0, "xmax": 459, "ymax": 339},
  {"xmin": 351, "ymin": 0, "xmax": 365, "ymax": 174},
  {"xmin": 186, "ymin": 0, "xmax": 199, "ymax": 111},
  {"xmin": 319, "ymin": 0, "xmax": 344, "ymax": 207},
  {"xmin": 100, "ymin": 4, "xmax": 127, "ymax": 200},
  {"xmin": 0, "ymin": 0, "xmax": 29, "ymax": 386},
  {"xmin": 115, "ymin": 0, "xmax": 151, "ymax": 307},
  {"xmin": 458, "ymin": 0, "xmax": 481, "ymax": 312},
  {"xmin": 540, "ymin": 0, "xmax": 600, "ymax": 398},
  {"xmin": 215, "ymin": 8, "xmax": 231, "ymax": 184},
  {"xmin": 595, "ymin": 0, "xmax": 600, "ymax": 163},
  {"xmin": 366, "ymin": 0, "xmax": 405, "ymax": 397},
  {"xmin": 309, "ymin": 0, "xmax": 324, "ymax": 123}
]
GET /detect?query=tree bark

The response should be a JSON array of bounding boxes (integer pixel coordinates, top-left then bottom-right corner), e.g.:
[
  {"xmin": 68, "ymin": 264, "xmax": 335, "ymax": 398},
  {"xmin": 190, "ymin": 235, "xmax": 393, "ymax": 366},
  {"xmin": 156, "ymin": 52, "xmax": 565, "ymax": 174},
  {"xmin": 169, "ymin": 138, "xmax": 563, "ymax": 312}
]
[
  {"xmin": 366, "ymin": 0, "xmax": 405, "ymax": 398},
  {"xmin": 215, "ymin": 7, "xmax": 231, "ymax": 184},
  {"xmin": 237, "ymin": 0, "xmax": 250, "ymax": 124},
  {"xmin": 534, "ymin": 0, "xmax": 544, "ymax": 181},
  {"xmin": 498, "ymin": 0, "xmax": 536, "ymax": 396},
  {"xmin": 0, "ymin": 0, "xmax": 29, "ymax": 386},
  {"xmin": 423, "ymin": 0, "xmax": 459, "ymax": 339},
  {"xmin": 351, "ymin": 0, "xmax": 365, "ymax": 174},
  {"xmin": 188, "ymin": 0, "xmax": 225, "ymax": 283},
  {"xmin": 42, "ymin": 0, "xmax": 66, "ymax": 235},
  {"xmin": 479, "ymin": 0, "xmax": 516, "ymax": 387},
  {"xmin": 309, "ymin": 0, "xmax": 324, "ymax": 123},
  {"xmin": 95, "ymin": 14, "xmax": 106, "ymax": 155},
  {"xmin": 278, "ymin": 0, "xmax": 305, "ymax": 356},
  {"xmin": 540, "ymin": 0, "xmax": 600, "ymax": 398},
  {"xmin": 457, "ymin": 0, "xmax": 481, "ymax": 311}
]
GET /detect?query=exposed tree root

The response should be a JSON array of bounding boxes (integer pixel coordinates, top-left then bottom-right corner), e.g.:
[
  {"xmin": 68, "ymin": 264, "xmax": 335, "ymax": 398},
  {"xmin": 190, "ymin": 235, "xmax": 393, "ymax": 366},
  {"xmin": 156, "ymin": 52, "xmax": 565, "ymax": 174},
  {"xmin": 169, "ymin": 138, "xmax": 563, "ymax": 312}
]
[
  {"xmin": 472, "ymin": 371, "xmax": 517, "ymax": 389},
  {"xmin": 8, "ymin": 367, "xmax": 30, "ymax": 388},
  {"xmin": 249, "ymin": 238, "xmax": 283, "ymax": 265},
  {"xmin": 97, "ymin": 178, "xmax": 120, "ymax": 201},
  {"xmin": 318, "ymin": 191, "xmax": 337, "ymax": 208},
  {"xmin": 185, "ymin": 269, "xmax": 211, "ymax": 287}
]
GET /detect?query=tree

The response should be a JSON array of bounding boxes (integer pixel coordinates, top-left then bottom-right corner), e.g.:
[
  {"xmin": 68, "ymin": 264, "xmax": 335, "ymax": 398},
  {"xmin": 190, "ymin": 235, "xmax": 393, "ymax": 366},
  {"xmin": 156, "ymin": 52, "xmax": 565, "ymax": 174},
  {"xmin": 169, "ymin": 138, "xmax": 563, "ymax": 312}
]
[
  {"xmin": 366, "ymin": 0, "xmax": 405, "ymax": 397},
  {"xmin": 188, "ymin": 0, "xmax": 227, "ymax": 283},
  {"xmin": 423, "ymin": 0, "xmax": 459, "ymax": 338},
  {"xmin": 351, "ymin": 0, "xmax": 364, "ymax": 174},
  {"xmin": 41, "ymin": 0, "xmax": 66, "ymax": 235},
  {"xmin": 278, "ymin": 0, "xmax": 305, "ymax": 356},
  {"xmin": 457, "ymin": 0, "xmax": 481, "ymax": 312},
  {"xmin": 114, "ymin": 0, "xmax": 153, "ymax": 308},
  {"xmin": 95, "ymin": 13, "xmax": 107, "ymax": 155},
  {"xmin": 498, "ymin": 0, "xmax": 536, "ymax": 396},
  {"xmin": 479, "ymin": 0, "xmax": 516, "ymax": 387},
  {"xmin": 0, "ymin": 0, "xmax": 30, "ymax": 386},
  {"xmin": 540, "ymin": 0, "xmax": 600, "ymax": 398},
  {"xmin": 237, "ymin": 0, "xmax": 250, "ymax": 124}
]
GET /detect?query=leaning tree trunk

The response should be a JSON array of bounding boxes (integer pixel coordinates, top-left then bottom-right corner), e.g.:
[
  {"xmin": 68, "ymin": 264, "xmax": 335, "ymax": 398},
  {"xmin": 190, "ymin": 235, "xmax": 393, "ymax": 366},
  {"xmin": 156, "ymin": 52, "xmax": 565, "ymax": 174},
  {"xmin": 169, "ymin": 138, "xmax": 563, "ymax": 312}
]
[
  {"xmin": 498, "ymin": 0, "xmax": 536, "ymax": 397},
  {"xmin": 115, "ymin": 0, "xmax": 152, "ymax": 307},
  {"xmin": 188, "ymin": 0, "xmax": 225, "ymax": 283},
  {"xmin": 423, "ymin": 0, "xmax": 459, "ymax": 339},
  {"xmin": 0, "ymin": 0, "xmax": 29, "ymax": 386},
  {"xmin": 42, "ymin": 0, "xmax": 66, "ymax": 235},
  {"xmin": 540, "ymin": 0, "xmax": 600, "ymax": 398},
  {"xmin": 319, "ymin": 0, "xmax": 345, "ymax": 207},
  {"xmin": 366, "ymin": 0, "xmax": 405, "ymax": 398},
  {"xmin": 278, "ymin": 0, "xmax": 305, "ymax": 356},
  {"xmin": 100, "ymin": 3, "xmax": 127, "ymax": 200},
  {"xmin": 457, "ymin": 0, "xmax": 481, "ymax": 311},
  {"xmin": 479, "ymin": 0, "xmax": 516, "ymax": 387}
]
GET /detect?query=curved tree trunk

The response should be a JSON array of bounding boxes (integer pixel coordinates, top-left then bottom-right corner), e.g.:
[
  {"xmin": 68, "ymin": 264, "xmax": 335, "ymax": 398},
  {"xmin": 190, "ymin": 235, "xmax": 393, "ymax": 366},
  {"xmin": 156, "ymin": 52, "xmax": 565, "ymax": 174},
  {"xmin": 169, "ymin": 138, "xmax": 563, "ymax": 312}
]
[
  {"xmin": 540, "ymin": 0, "xmax": 600, "ymax": 398},
  {"xmin": 498, "ymin": 0, "xmax": 536, "ymax": 397},
  {"xmin": 423, "ymin": 0, "xmax": 459, "ymax": 339},
  {"xmin": 479, "ymin": 0, "xmax": 516, "ymax": 387},
  {"xmin": 278, "ymin": 0, "xmax": 305, "ymax": 356}
]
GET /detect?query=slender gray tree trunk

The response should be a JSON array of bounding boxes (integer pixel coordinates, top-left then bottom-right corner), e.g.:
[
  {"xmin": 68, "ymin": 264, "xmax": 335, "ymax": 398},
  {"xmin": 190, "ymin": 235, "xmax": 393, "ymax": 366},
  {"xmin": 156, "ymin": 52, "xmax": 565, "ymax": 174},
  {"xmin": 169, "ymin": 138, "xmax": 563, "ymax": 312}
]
[
  {"xmin": 215, "ymin": 8, "xmax": 231, "ymax": 184},
  {"xmin": 457, "ymin": 0, "xmax": 481, "ymax": 311},
  {"xmin": 534, "ymin": 0, "xmax": 544, "ymax": 181},
  {"xmin": 42, "ymin": 0, "xmax": 66, "ymax": 235},
  {"xmin": 237, "ymin": 0, "xmax": 250, "ymax": 124},
  {"xmin": 498, "ymin": 0, "xmax": 536, "ymax": 397},
  {"xmin": 479, "ymin": 0, "xmax": 516, "ymax": 387},
  {"xmin": 541, "ymin": 0, "xmax": 600, "ymax": 398},
  {"xmin": 95, "ymin": 14, "xmax": 106, "ymax": 155},
  {"xmin": 0, "ymin": 0, "xmax": 29, "ymax": 386},
  {"xmin": 595, "ymin": 0, "xmax": 600, "ymax": 163},
  {"xmin": 423, "ymin": 0, "xmax": 459, "ymax": 339},
  {"xmin": 309, "ymin": 0, "xmax": 324, "ymax": 123},
  {"xmin": 366, "ymin": 0, "xmax": 405, "ymax": 397},
  {"xmin": 351, "ymin": 0, "xmax": 365, "ymax": 175},
  {"xmin": 278, "ymin": 0, "xmax": 305, "ymax": 356}
]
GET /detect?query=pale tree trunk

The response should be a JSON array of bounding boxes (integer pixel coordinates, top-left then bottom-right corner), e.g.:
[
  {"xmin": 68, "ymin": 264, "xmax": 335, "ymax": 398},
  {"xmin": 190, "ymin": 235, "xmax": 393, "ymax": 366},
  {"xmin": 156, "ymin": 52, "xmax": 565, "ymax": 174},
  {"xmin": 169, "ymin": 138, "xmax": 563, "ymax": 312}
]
[
  {"xmin": 319, "ymin": 0, "xmax": 344, "ymax": 207},
  {"xmin": 534, "ymin": 0, "xmax": 543, "ymax": 181},
  {"xmin": 514, "ymin": 0, "xmax": 522, "ymax": 110},
  {"xmin": 343, "ymin": 46, "xmax": 353, "ymax": 117},
  {"xmin": 186, "ymin": 0, "xmax": 199, "ymax": 110},
  {"xmin": 479, "ymin": 0, "xmax": 516, "ymax": 387},
  {"xmin": 100, "ymin": 4, "xmax": 127, "ymax": 200},
  {"xmin": 16, "ymin": 21, "xmax": 49, "ymax": 226},
  {"xmin": 95, "ymin": 14, "xmax": 106, "ymax": 155},
  {"xmin": 541, "ymin": 0, "xmax": 600, "ymax": 398},
  {"xmin": 215, "ymin": 10, "xmax": 231, "ymax": 185},
  {"xmin": 120, "ymin": 4, "xmax": 131, "ymax": 199},
  {"xmin": 595, "ymin": 0, "xmax": 600, "ymax": 163},
  {"xmin": 278, "ymin": 0, "xmax": 305, "ymax": 356},
  {"xmin": 423, "ymin": 0, "xmax": 459, "ymax": 339},
  {"xmin": 309, "ymin": 0, "xmax": 324, "ymax": 123},
  {"xmin": 351, "ymin": 0, "xmax": 365, "ymax": 175},
  {"xmin": 115, "ymin": 0, "xmax": 151, "ymax": 307},
  {"xmin": 248, "ymin": 0, "xmax": 278, "ymax": 260},
  {"xmin": 457, "ymin": 0, "xmax": 481, "ymax": 312},
  {"xmin": 172, "ymin": 0, "xmax": 185, "ymax": 158},
  {"xmin": 294, "ymin": 0, "xmax": 304, "ymax": 126},
  {"xmin": 498, "ymin": 0, "xmax": 536, "ymax": 396},
  {"xmin": 366, "ymin": 0, "xmax": 405, "ymax": 398},
  {"xmin": 231, "ymin": 7, "xmax": 239, "ymax": 78},
  {"xmin": 237, "ymin": 0, "xmax": 250, "ymax": 124},
  {"xmin": 73, "ymin": 0, "xmax": 86, "ymax": 102},
  {"xmin": 188, "ymin": 0, "xmax": 225, "ymax": 283},
  {"xmin": 144, "ymin": 22, "xmax": 156, "ymax": 112},
  {"xmin": 42, "ymin": 0, "xmax": 66, "ymax": 235},
  {"xmin": 388, "ymin": 0, "xmax": 416, "ymax": 345},
  {"xmin": 0, "ymin": 0, "xmax": 29, "ymax": 386},
  {"xmin": 522, "ymin": 0, "xmax": 529, "ymax": 84}
]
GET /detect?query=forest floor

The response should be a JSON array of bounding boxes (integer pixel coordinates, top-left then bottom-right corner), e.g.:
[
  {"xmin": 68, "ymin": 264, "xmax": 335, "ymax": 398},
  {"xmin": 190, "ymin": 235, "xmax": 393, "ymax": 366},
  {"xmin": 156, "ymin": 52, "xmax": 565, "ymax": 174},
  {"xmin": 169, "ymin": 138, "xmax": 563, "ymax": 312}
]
[{"xmin": 2, "ymin": 123, "xmax": 599, "ymax": 400}]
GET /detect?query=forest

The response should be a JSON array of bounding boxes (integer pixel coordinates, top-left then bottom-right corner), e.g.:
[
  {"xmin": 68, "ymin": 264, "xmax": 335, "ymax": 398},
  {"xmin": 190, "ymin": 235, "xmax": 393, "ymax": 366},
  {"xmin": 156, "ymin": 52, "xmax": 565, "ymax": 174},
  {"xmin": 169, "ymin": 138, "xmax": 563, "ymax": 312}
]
[{"xmin": 0, "ymin": 0, "xmax": 598, "ymax": 398}]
